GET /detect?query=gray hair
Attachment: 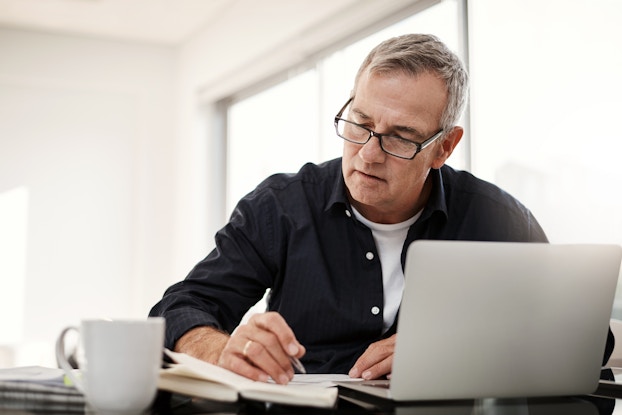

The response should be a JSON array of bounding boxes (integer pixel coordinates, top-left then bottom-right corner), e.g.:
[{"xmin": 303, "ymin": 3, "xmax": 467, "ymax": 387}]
[{"xmin": 353, "ymin": 34, "xmax": 469, "ymax": 132}]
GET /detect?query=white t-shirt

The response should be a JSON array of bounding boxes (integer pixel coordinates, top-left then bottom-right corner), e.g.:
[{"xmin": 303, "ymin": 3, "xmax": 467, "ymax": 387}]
[{"xmin": 352, "ymin": 207, "xmax": 422, "ymax": 332}]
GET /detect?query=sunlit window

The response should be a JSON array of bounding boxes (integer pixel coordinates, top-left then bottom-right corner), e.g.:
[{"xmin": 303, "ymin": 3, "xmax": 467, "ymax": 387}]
[{"xmin": 468, "ymin": 0, "xmax": 622, "ymax": 245}]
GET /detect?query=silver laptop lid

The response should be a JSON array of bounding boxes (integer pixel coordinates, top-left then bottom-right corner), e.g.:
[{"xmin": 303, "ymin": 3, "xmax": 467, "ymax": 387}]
[{"xmin": 389, "ymin": 241, "xmax": 621, "ymax": 401}]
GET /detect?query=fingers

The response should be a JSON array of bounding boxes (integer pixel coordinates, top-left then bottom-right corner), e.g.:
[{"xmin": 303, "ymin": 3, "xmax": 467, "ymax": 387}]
[
  {"xmin": 349, "ymin": 335, "xmax": 396, "ymax": 380},
  {"xmin": 242, "ymin": 339, "xmax": 253, "ymax": 357},
  {"xmin": 249, "ymin": 312, "xmax": 306, "ymax": 358},
  {"xmin": 218, "ymin": 329, "xmax": 276, "ymax": 383},
  {"xmin": 218, "ymin": 312, "xmax": 305, "ymax": 384},
  {"xmin": 237, "ymin": 326, "xmax": 293, "ymax": 384}
]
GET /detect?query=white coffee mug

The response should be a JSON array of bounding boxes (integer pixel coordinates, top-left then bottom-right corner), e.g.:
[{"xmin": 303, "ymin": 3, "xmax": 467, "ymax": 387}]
[{"xmin": 55, "ymin": 318, "xmax": 164, "ymax": 414}]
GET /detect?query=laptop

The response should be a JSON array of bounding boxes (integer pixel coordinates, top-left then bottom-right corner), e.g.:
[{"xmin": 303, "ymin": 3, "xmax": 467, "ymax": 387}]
[{"xmin": 337, "ymin": 240, "xmax": 622, "ymax": 401}]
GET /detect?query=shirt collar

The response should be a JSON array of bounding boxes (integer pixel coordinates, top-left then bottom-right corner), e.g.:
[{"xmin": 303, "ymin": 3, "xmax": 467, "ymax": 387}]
[
  {"xmin": 421, "ymin": 167, "xmax": 448, "ymax": 221},
  {"xmin": 325, "ymin": 160, "xmax": 449, "ymax": 221},
  {"xmin": 325, "ymin": 162, "xmax": 349, "ymax": 212}
]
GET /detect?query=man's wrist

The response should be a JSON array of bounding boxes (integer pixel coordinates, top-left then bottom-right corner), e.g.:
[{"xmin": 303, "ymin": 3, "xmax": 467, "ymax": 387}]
[{"xmin": 174, "ymin": 325, "xmax": 230, "ymax": 364}]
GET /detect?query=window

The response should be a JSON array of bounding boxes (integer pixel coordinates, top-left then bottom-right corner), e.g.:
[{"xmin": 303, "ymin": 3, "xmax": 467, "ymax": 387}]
[
  {"xmin": 227, "ymin": 70, "xmax": 320, "ymax": 215},
  {"xmin": 468, "ymin": 0, "xmax": 622, "ymax": 244}
]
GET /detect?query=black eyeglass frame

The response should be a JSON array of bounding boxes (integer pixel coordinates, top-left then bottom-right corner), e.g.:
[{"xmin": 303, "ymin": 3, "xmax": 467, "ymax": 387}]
[{"xmin": 334, "ymin": 97, "xmax": 444, "ymax": 160}]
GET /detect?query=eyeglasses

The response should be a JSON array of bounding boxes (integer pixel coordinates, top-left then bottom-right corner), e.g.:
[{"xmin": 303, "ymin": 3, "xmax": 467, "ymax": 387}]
[{"xmin": 334, "ymin": 97, "xmax": 444, "ymax": 160}]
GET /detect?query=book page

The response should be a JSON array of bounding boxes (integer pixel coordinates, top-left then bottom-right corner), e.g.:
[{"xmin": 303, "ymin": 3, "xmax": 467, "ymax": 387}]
[{"xmin": 285, "ymin": 374, "xmax": 360, "ymax": 388}]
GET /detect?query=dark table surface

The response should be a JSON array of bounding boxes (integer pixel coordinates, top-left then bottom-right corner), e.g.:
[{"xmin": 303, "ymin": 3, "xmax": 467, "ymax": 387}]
[
  {"xmin": 1, "ymin": 383, "xmax": 620, "ymax": 415},
  {"xmin": 155, "ymin": 386, "xmax": 619, "ymax": 415}
]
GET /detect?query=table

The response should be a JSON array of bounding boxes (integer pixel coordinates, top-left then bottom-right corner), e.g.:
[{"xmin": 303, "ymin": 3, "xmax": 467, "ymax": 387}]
[
  {"xmin": 1, "ymin": 384, "xmax": 619, "ymax": 414},
  {"xmin": 159, "ymin": 390, "xmax": 618, "ymax": 415}
]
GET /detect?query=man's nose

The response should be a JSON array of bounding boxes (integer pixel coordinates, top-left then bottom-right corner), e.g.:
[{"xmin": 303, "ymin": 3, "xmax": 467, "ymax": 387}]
[{"xmin": 359, "ymin": 133, "xmax": 387, "ymax": 163}]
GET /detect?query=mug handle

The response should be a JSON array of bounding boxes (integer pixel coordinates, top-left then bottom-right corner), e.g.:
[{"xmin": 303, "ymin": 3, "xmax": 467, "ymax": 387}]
[{"xmin": 55, "ymin": 326, "xmax": 84, "ymax": 392}]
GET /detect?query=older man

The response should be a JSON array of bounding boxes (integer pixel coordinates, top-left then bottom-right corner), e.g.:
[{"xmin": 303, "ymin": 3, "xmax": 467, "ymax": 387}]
[{"xmin": 150, "ymin": 34, "xmax": 552, "ymax": 385}]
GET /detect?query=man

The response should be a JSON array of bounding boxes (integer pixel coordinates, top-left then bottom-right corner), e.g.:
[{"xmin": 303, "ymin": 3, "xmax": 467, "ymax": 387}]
[{"xmin": 150, "ymin": 34, "xmax": 552, "ymax": 385}]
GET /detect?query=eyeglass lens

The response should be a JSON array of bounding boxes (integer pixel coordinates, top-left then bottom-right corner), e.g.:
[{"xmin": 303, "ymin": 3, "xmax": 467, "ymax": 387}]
[{"xmin": 336, "ymin": 119, "xmax": 418, "ymax": 159}]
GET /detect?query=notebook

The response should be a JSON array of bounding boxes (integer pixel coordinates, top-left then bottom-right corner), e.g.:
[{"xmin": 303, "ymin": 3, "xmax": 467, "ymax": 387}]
[{"xmin": 337, "ymin": 241, "xmax": 622, "ymax": 402}]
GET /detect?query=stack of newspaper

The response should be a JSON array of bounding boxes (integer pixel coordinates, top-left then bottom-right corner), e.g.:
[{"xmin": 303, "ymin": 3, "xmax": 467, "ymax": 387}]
[{"xmin": 0, "ymin": 366, "xmax": 85, "ymax": 412}]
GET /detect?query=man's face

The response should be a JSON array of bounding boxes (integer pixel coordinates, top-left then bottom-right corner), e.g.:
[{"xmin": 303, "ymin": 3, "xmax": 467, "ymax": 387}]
[{"xmin": 341, "ymin": 69, "xmax": 451, "ymax": 224}]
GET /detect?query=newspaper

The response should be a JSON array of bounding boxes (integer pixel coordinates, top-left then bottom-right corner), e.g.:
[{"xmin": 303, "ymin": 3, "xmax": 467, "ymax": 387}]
[{"xmin": 0, "ymin": 366, "xmax": 85, "ymax": 412}]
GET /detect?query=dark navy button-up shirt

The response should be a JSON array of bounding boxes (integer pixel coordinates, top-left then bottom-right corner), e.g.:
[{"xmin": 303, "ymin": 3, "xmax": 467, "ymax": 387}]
[{"xmin": 150, "ymin": 157, "xmax": 550, "ymax": 373}]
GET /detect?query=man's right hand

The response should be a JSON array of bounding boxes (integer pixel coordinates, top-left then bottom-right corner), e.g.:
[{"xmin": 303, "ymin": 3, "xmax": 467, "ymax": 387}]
[{"xmin": 174, "ymin": 312, "xmax": 305, "ymax": 385}]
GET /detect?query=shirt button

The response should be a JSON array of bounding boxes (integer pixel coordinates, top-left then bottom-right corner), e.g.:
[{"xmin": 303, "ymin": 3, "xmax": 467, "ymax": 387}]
[
  {"xmin": 371, "ymin": 306, "xmax": 380, "ymax": 315},
  {"xmin": 365, "ymin": 252, "xmax": 374, "ymax": 260},
  {"xmin": 345, "ymin": 209, "xmax": 351, "ymax": 217}
]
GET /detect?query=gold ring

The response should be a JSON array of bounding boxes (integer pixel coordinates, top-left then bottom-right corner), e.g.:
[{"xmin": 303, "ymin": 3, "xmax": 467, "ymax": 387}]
[{"xmin": 243, "ymin": 340, "xmax": 253, "ymax": 357}]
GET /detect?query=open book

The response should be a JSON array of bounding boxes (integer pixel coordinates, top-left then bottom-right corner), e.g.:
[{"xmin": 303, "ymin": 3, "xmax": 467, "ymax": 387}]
[{"xmin": 159, "ymin": 350, "xmax": 338, "ymax": 408}]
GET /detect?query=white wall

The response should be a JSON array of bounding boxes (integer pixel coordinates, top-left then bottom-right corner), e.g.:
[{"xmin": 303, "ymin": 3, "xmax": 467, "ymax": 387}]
[{"xmin": 0, "ymin": 28, "xmax": 177, "ymax": 366}]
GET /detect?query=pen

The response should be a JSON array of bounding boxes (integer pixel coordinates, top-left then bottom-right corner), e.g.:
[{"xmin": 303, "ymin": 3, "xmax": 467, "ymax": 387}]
[{"xmin": 290, "ymin": 356, "xmax": 307, "ymax": 374}]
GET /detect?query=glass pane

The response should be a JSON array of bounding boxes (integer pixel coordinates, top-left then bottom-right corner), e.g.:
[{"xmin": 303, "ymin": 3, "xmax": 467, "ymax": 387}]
[
  {"xmin": 468, "ymin": 0, "xmax": 622, "ymax": 315},
  {"xmin": 227, "ymin": 70, "xmax": 318, "ymax": 215}
]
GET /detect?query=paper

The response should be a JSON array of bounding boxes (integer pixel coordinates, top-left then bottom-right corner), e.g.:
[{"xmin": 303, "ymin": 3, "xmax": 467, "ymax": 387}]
[
  {"xmin": 0, "ymin": 366, "xmax": 65, "ymax": 382},
  {"xmin": 285, "ymin": 374, "xmax": 360, "ymax": 388}
]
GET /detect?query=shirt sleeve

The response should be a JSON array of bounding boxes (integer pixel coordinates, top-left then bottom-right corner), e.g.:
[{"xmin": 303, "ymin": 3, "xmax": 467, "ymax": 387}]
[{"xmin": 149, "ymin": 191, "xmax": 279, "ymax": 350}]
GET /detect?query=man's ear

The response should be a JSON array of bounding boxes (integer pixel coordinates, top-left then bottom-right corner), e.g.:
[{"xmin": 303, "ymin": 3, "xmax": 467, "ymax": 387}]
[{"xmin": 431, "ymin": 126, "xmax": 463, "ymax": 169}]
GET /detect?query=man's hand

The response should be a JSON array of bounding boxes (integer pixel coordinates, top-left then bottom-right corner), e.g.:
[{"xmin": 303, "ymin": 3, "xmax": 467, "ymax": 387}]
[
  {"xmin": 348, "ymin": 334, "xmax": 396, "ymax": 380},
  {"xmin": 175, "ymin": 312, "xmax": 305, "ymax": 385},
  {"xmin": 220, "ymin": 312, "xmax": 305, "ymax": 384}
]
